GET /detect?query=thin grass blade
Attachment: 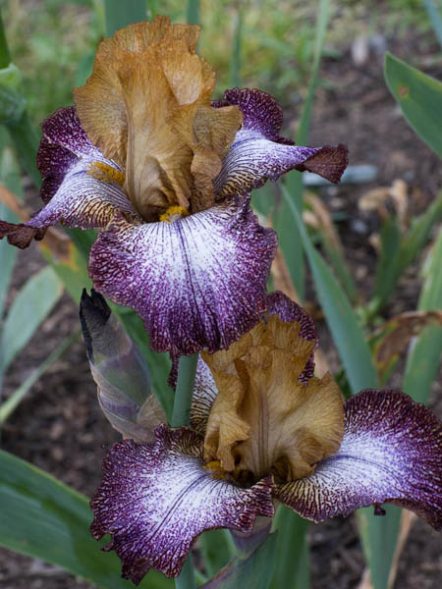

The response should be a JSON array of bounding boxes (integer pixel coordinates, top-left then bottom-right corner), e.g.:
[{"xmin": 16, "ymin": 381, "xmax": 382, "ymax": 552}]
[
  {"xmin": 276, "ymin": 0, "xmax": 331, "ymax": 301},
  {"xmin": 283, "ymin": 186, "xmax": 379, "ymax": 392}
]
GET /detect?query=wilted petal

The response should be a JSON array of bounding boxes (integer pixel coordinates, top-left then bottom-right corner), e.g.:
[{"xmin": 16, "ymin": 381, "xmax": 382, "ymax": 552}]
[
  {"xmin": 79, "ymin": 289, "xmax": 163, "ymax": 442},
  {"xmin": 274, "ymin": 389, "xmax": 442, "ymax": 529},
  {"xmin": 89, "ymin": 196, "xmax": 277, "ymax": 355},
  {"xmin": 213, "ymin": 88, "xmax": 348, "ymax": 198},
  {"xmin": 91, "ymin": 425, "xmax": 274, "ymax": 582}
]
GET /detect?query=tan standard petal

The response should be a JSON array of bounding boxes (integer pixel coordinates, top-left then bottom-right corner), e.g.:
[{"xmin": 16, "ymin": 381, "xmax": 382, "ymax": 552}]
[
  {"xmin": 203, "ymin": 316, "xmax": 345, "ymax": 483},
  {"xmin": 74, "ymin": 16, "xmax": 242, "ymax": 220}
]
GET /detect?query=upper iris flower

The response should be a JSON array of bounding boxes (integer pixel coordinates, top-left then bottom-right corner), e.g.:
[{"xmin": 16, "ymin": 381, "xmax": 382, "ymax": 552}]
[
  {"xmin": 80, "ymin": 290, "xmax": 442, "ymax": 584},
  {"xmin": 0, "ymin": 17, "xmax": 348, "ymax": 355}
]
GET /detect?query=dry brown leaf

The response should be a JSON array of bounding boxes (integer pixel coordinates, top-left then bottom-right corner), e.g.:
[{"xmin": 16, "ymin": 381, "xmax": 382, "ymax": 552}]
[
  {"xmin": 306, "ymin": 192, "xmax": 344, "ymax": 254},
  {"xmin": 0, "ymin": 184, "xmax": 28, "ymax": 220},
  {"xmin": 389, "ymin": 179, "xmax": 408, "ymax": 230},
  {"xmin": 358, "ymin": 179, "xmax": 410, "ymax": 228},
  {"xmin": 374, "ymin": 310, "xmax": 442, "ymax": 373}
]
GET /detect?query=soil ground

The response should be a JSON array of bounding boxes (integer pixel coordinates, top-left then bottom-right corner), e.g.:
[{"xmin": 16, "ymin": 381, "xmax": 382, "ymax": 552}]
[{"xmin": 1, "ymin": 26, "xmax": 442, "ymax": 589}]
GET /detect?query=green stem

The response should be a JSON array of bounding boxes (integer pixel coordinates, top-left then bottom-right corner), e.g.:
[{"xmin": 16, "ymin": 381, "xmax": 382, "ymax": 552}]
[
  {"xmin": 170, "ymin": 353, "xmax": 198, "ymax": 428},
  {"xmin": 104, "ymin": 0, "xmax": 146, "ymax": 35},
  {"xmin": 0, "ymin": 10, "xmax": 11, "ymax": 67},
  {"xmin": 175, "ymin": 557, "xmax": 196, "ymax": 589},
  {"xmin": 186, "ymin": 0, "xmax": 200, "ymax": 25},
  {"xmin": 171, "ymin": 353, "xmax": 198, "ymax": 588}
]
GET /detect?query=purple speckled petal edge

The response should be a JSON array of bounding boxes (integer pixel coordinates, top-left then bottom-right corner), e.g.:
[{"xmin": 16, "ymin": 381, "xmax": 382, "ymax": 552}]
[
  {"xmin": 89, "ymin": 196, "xmax": 277, "ymax": 355},
  {"xmin": 274, "ymin": 389, "xmax": 442, "ymax": 529},
  {"xmin": 266, "ymin": 291, "xmax": 317, "ymax": 382},
  {"xmin": 37, "ymin": 106, "xmax": 106, "ymax": 203},
  {"xmin": 213, "ymin": 88, "xmax": 348, "ymax": 197},
  {"xmin": 91, "ymin": 425, "xmax": 274, "ymax": 582},
  {"xmin": 213, "ymin": 88, "xmax": 285, "ymax": 142}
]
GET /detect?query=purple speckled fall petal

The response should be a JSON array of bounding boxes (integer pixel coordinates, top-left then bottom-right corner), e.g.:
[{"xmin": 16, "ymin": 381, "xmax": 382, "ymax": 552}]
[
  {"xmin": 37, "ymin": 107, "xmax": 104, "ymax": 203},
  {"xmin": 91, "ymin": 425, "xmax": 274, "ymax": 582},
  {"xmin": 266, "ymin": 291, "xmax": 317, "ymax": 382},
  {"xmin": 213, "ymin": 88, "xmax": 348, "ymax": 198},
  {"xmin": 27, "ymin": 162, "xmax": 136, "ymax": 231},
  {"xmin": 1, "ymin": 108, "xmax": 137, "ymax": 248},
  {"xmin": 274, "ymin": 389, "xmax": 442, "ymax": 529},
  {"xmin": 89, "ymin": 196, "xmax": 277, "ymax": 355}
]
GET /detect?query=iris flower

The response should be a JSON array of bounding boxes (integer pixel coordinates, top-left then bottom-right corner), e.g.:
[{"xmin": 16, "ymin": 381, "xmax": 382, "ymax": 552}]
[
  {"xmin": 80, "ymin": 290, "xmax": 442, "ymax": 584},
  {"xmin": 0, "ymin": 17, "xmax": 348, "ymax": 355}
]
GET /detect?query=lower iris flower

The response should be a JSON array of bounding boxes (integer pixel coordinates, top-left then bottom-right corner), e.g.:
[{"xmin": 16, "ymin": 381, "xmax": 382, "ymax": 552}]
[
  {"xmin": 80, "ymin": 290, "xmax": 442, "ymax": 584},
  {"xmin": 0, "ymin": 16, "xmax": 348, "ymax": 356}
]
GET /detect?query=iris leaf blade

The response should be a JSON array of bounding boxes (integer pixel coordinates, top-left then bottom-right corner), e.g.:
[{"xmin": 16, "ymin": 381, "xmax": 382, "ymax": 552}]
[
  {"xmin": 404, "ymin": 228, "xmax": 442, "ymax": 402},
  {"xmin": 202, "ymin": 533, "xmax": 278, "ymax": 589},
  {"xmin": 283, "ymin": 185, "xmax": 379, "ymax": 392},
  {"xmin": 385, "ymin": 52, "xmax": 442, "ymax": 157},
  {"xmin": 0, "ymin": 450, "xmax": 173, "ymax": 589},
  {"xmin": 0, "ymin": 266, "xmax": 64, "ymax": 373}
]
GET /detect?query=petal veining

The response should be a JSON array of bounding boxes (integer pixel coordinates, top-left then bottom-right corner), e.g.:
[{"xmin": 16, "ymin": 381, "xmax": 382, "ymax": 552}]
[
  {"xmin": 214, "ymin": 88, "xmax": 348, "ymax": 198},
  {"xmin": 89, "ymin": 196, "xmax": 276, "ymax": 355},
  {"xmin": 274, "ymin": 389, "xmax": 442, "ymax": 529},
  {"xmin": 75, "ymin": 17, "xmax": 242, "ymax": 219},
  {"xmin": 90, "ymin": 425, "xmax": 274, "ymax": 582},
  {"xmin": 203, "ymin": 312, "xmax": 344, "ymax": 482}
]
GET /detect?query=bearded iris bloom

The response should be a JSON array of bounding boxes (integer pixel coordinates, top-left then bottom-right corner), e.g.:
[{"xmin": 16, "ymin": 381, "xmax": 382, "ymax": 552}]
[
  {"xmin": 80, "ymin": 290, "xmax": 442, "ymax": 584},
  {"xmin": 0, "ymin": 17, "xmax": 348, "ymax": 355}
]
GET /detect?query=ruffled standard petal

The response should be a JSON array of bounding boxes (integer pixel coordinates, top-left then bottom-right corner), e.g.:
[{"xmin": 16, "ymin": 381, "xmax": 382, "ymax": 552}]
[
  {"xmin": 91, "ymin": 425, "xmax": 274, "ymax": 582},
  {"xmin": 266, "ymin": 291, "xmax": 317, "ymax": 382},
  {"xmin": 213, "ymin": 88, "xmax": 348, "ymax": 198},
  {"xmin": 89, "ymin": 196, "xmax": 277, "ymax": 355},
  {"xmin": 274, "ymin": 389, "xmax": 442, "ymax": 529}
]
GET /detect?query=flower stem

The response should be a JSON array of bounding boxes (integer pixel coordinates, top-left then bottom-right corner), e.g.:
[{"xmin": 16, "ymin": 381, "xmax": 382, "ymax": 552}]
[
  {"xmin": 0, "ymin": 11, "xmax": 11, "ymax": 68},
  {"xmin": 175, "ymin": 556, "xmax": 196, "ymax": 589},
  {"xmin": 170, "ymin": 353, "xmax": 198, "ymax": 428},
  {"xmin": 171, "ymin": 353, "xmax": 198, "ymax": 589}
]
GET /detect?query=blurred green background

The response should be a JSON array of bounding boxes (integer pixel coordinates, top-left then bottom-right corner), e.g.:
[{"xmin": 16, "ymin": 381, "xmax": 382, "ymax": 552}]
[{"xmin": 3, "ymin": 0, "xmax": 434, "ymax": 126}]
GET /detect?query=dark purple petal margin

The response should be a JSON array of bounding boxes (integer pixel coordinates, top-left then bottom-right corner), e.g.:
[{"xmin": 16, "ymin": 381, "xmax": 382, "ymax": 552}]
[
  {"xmin": 266, "ymin": 291, "xmax": 317, "ymax": 382},
  {"xmin": 89, "ymin": 196, "xmax": 277, "ymax": 355},
  {"xmin": 274, "ymin": 389, "xmax": 442, "ymax": 529},
  {"xmin": 213, "ymin": 88, "xmax": 348, "ymax": 198},
  {"xmin": 37, "ymin": 106, "xmax": 106, "ymax": 203},
  {"xmin": 91, "ymin": 425, "xmax": 274, "ymax": 582}
]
